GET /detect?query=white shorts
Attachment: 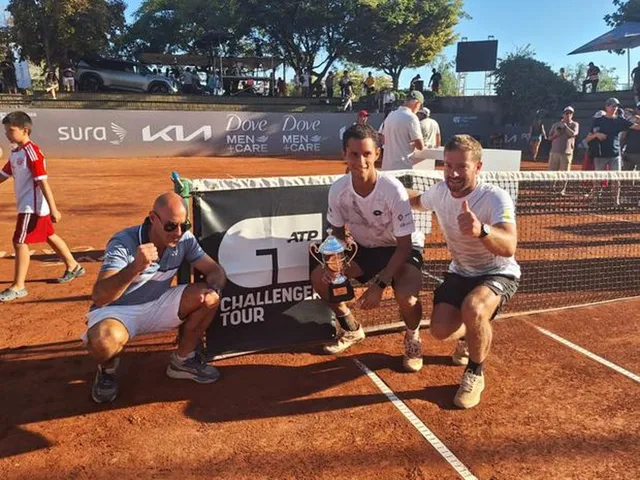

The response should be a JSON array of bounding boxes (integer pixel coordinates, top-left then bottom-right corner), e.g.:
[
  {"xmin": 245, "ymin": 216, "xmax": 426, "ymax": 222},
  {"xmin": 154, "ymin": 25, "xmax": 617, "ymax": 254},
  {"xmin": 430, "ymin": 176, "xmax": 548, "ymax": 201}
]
[
  {"xmin": 62, "ymin": 77, "xmax": 74, "ymax": 87},
  {"xmin": 82, "ymin": 285, "xmax": 188, "ymax": 343}
]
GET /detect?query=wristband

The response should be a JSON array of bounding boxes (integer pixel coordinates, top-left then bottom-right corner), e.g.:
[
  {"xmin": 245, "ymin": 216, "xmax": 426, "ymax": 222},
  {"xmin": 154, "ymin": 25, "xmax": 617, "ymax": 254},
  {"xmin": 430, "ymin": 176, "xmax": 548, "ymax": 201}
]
[{"xmin": 374, "ymin": 276, "xmax": 389, "ymax": 289}]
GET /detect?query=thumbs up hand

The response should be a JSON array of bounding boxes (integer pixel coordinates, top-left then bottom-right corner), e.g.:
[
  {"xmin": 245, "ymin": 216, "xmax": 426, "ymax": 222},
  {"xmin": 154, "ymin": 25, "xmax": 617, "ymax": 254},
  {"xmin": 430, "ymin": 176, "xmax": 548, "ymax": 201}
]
[{"xmin": 457, "ymin": 200, "xmax": 482, "ymax": 237}]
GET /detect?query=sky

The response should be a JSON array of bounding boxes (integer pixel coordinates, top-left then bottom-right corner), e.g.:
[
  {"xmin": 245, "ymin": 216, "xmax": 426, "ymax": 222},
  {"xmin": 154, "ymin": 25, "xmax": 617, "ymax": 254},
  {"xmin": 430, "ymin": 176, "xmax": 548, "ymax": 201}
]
[{"xmin": 1, "ymin": 0, "xmax": 633, "ymax": 91}]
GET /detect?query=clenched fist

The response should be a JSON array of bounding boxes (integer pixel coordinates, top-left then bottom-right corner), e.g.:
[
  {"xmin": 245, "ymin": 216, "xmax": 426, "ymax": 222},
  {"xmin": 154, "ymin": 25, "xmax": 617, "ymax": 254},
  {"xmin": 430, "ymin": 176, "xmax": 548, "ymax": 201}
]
[
  {"xmin": 457, "ymin": 200, "xmax": 482, "ymax": 237},
  {"xmin": 133, "ymin": 243, "xmax": 158, "ymax": 272}
]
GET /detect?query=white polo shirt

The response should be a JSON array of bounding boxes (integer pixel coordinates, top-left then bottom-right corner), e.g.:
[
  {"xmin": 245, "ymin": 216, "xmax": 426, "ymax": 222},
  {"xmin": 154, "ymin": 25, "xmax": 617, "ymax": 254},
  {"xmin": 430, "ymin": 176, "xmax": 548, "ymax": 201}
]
[
  {"xmin": 1, "ymin": 141, "xmax": 50, "ymax": 216},
  {"xmin": 381, "ymin": 106, "xmax": 423, "ymax": 171},
  {"xmin": 420, "ymin": 181, "xmax": 520, "ymax": 278},
  {"xmin": 327, "ymin": 172, "xmax": 424, "ymax": 249}
]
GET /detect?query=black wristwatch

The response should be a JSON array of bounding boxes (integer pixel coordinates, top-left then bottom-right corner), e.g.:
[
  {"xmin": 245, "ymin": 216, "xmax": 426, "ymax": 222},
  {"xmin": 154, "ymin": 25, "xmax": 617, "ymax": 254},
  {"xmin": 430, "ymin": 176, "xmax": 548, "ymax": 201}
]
[
  {"xmin": 479, "ymin": 224, "xmax": 491, "ymax": 238},
  {"xmin": 374, "ymin": 277, "xmax": 389, "ymax": 289}
]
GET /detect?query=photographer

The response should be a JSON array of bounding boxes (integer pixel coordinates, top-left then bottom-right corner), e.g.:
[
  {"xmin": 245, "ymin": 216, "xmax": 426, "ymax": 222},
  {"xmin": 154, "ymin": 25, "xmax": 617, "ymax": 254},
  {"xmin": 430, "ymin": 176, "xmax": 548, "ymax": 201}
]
[{"xmin": 548, "ymin": 106, "xmax": 579, "ymax": 173}]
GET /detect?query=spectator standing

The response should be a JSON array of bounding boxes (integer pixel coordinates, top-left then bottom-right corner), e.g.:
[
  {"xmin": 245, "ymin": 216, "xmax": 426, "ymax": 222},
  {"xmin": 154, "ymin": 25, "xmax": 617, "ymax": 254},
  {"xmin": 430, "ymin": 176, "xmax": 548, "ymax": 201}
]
[
  {"xmin": 62, "ymin": 65, "xmax": 75, "ymax": 92},
  {"xmin": 302, "ymin": 69, "xmax": 310, "ymax": 98},
  {"xmin": 1, "ymin": 58, "xmax": 17, "ymax": 94},
  {"xmin": 380, "ymin": 90, "xmax": 425, "ymax": 170},
  {"xmin": 326, "ymin": 71, "xmax": 335, "ymax": 98},
  {"xmin": 429, "ymin": 69, "xmax": 442, "ymax": 94},
  {"xmin": 582, "ymin": 62, "xmax": 600, "ymax": 93},
  {"xmin": 339, "ymin": 71, "xmax": 350, "ymax": 99},
  {"xmin": 632, "ymin": 61, "xmax": 640, "ymax": 104},
  {"xmin": 416, "ymin": 107, "xmax": 441, "ymax": 148},
  {"xmin": 548, "ymin": 106, "xmax": 579, "ymax": 171},
  {"xmin": 621, "ymin": 102, "xmax": 640, "ymax": 171},
  {"xmin": 409, "ymin": 74, "xmax": 421, "ymax": 91},
  {"xmin": 365, "ymin": 72, "xmax": 375, "ymax": 95},
  {"xmin": 559, "ymin": 67, "xmax": 567, "ymax": 80},
  {"xmin": 528, "ymin": 112, "xmax": 546, "ymax": 161}
]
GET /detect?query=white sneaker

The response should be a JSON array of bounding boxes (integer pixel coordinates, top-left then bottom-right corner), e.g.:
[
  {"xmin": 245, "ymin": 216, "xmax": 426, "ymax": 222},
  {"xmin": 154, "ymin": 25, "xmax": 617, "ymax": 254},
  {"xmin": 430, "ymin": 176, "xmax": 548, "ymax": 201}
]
[
  {"xmin": 402, "ymin": 332, "xmax": 423, "ymax": 372},
  {"xmin": 451, "ymin": 339, "xmax": 469, "ymax": 366},
  {"xmin": 454, "ymin": 370, "xmax": 485, "ymax": 409},
  {"xmin": 323, "ymin": 326, "xmax": 365, "ymax": 354}
]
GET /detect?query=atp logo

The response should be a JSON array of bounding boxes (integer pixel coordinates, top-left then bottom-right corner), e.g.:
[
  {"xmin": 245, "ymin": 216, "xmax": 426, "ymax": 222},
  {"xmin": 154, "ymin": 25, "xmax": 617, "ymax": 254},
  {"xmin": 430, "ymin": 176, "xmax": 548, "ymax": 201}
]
[{"xmin": 218, "ymin": 213, "xmax": 323, "ymax": 288}]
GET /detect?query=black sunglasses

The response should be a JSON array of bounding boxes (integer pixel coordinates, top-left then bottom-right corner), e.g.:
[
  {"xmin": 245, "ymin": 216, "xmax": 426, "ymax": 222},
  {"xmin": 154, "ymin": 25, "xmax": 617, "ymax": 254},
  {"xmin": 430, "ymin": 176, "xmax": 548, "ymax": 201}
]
[{"xmin": 152, "ymin": 211, "xmax": 191, "ymax": 233}]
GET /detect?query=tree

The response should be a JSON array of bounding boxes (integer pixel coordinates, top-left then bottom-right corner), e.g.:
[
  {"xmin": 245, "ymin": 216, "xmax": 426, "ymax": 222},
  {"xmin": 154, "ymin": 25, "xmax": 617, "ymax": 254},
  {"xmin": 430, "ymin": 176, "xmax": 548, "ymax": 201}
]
[
  {"xmin": 7, "ymin": 0, "xmax": 126, "ymax": 68},
  {"xmin": 124, "ymin": 0, "xmax": 251, "ymax": 58},
  {"xmin": 565, "ymin": 62, "xmax": 619, "ymax": 92},
  {"xmin": 492, "ymin": 49, "xmax": 577, "ymax": 125},
  {"xmin": 605, "ymin": 0, "xmax": 640, "ymax": 28},
  {"xmin": 344, "ymin": 0, "xmax": 464, "ymax": 90},
  {"xmin": 246, "ymin": 0, "xmax": 359, "ymax": 90}
]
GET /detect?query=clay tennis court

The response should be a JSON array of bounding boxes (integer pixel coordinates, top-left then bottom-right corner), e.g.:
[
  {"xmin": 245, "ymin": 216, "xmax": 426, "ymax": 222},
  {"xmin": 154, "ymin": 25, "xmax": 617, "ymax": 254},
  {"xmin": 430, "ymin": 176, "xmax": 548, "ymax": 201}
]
[{"xmin": 0, "ymin": 156, "xmax": 638, "ymax": 480}]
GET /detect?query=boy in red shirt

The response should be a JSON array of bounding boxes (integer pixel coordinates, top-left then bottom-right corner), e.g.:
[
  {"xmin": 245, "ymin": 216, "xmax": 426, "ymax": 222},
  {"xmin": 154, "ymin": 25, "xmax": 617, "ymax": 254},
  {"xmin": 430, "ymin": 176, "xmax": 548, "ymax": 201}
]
[{"xmin": 0, "ymin": 111, "xmax": 84, "ymax": 302}]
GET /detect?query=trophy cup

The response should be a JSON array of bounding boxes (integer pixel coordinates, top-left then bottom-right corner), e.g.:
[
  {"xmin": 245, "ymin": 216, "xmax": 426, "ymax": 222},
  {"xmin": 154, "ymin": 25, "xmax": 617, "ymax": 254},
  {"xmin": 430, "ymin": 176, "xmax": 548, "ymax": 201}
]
[{"xmin": 310, "ymin": 228, "xmax": 358, "ymax": 303}]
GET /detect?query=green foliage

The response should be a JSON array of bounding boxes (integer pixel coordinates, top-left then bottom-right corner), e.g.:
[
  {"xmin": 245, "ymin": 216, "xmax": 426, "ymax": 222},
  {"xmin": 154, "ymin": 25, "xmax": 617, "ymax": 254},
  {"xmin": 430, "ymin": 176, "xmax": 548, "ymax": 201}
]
[
  {"xmin": 493, "ymin": 50, "xmax": 577, "ymax": 125},
  {"xmin": 605, "ymin": 0, "xmax": 640, "ymax": 27},
  {"xmin": 246, "ymin": 0, "xmax": 360, "ymax": 87},
  {"xmin": 564, "ymin": 62, "xmax": 619, "ymax": 92},
  {"xmin": 7, "ymin": 0, "xmax": 126, "ymax": 67},
  {"xmin": 124, "ymin": 0, "xmax": 250, "ymax": 58},
  {"xmin": 343, "ymin": 0, "xmax": 464, "ymax": 89}
]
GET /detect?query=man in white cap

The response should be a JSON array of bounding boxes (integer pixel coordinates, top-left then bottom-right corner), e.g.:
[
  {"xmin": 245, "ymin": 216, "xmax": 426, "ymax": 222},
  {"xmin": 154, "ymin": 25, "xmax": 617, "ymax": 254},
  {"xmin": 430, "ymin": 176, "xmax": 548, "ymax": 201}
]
[
  {"xmin": 417, "ymin": 107, "xmax": 441, "ymax": 149},
  {"xmin": 548, "ymin": 106, "xmax": 579, "ymax": 175}
]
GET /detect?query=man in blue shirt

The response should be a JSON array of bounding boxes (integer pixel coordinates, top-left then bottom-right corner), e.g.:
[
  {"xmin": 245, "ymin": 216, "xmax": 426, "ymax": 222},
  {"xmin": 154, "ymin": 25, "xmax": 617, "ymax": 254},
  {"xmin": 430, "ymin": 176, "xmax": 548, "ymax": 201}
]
[{"xmin": 84, "ymin": 192, "xmax": 227, "ymax": 404}]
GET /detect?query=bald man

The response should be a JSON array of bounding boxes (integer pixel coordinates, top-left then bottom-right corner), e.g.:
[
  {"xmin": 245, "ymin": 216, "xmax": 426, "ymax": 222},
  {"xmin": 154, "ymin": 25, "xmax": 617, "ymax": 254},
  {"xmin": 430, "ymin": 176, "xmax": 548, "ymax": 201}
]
[{"xmin": 84, "ymin": 192, "xmax": 227, "ymax": 404}]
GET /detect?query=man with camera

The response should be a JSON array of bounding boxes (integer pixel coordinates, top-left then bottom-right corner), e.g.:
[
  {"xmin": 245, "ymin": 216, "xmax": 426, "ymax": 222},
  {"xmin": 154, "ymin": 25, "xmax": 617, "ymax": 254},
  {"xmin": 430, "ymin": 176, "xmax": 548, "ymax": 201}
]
[{"xmin": 548, "ymin": 106, "xmax": 579, "ymax": 173}]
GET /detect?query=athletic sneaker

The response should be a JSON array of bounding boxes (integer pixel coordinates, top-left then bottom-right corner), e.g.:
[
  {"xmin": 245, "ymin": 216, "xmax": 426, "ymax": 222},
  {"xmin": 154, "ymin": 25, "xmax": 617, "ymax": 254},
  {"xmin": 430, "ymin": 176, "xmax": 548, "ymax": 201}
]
[
  {"xmin": 451, "ymin": 339, "xmax": 469, "ymax": 366},
  {"xmin": 57, "ymin": 264, "xmax": 86, "ymax": 283},
  {"xmin": 402, "ymin": 332, "xmax": 423, "ymax": 372},
  {"xmin": 454, "ymin": 369, "xmax": 485, "ymax": 409},
  {"xmin": 91, "ymin": 358, "xmax": 120, "ymax": 404},
  {"xmin": 166, "ymin": 352, "xmax": 220, "ymax": 383},
  {"xmin": 323, "ymin": 326, "xmax": 365, "ymax": 355}
]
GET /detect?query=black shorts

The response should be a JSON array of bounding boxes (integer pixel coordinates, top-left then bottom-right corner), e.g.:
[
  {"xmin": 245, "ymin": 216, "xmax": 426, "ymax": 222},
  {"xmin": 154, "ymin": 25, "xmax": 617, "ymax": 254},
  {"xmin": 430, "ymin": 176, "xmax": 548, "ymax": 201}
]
[
  {"xmin": 433, "ymin": 272, "xmax": 519, "ymax": 319},
  {"xmin": 352, "ymin": 246, "xmax": 423, "ymax": 284}
]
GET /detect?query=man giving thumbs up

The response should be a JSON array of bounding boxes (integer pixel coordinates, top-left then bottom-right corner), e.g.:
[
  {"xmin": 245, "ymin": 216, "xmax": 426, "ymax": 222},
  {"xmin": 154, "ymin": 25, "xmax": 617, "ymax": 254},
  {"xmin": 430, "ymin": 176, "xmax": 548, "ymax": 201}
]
[{"xmin": 409, "ymin": 135, "xmax": 520, "ymax": 409}]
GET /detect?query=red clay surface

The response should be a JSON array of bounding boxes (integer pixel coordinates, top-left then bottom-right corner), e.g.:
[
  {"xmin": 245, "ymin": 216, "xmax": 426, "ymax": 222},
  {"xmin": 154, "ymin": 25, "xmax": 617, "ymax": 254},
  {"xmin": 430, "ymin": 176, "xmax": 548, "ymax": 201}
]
[{"xmin": 0, "ymin": 156, "xmax": 638, "ymax": 480}]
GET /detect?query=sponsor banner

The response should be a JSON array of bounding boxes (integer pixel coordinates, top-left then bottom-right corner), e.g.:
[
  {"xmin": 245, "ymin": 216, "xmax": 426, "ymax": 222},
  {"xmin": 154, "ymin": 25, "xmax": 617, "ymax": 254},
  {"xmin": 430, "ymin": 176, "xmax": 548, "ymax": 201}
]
[
  {"xmin": 194, "ymin": 182, "xmax": 337, "ymax": 357},
  {"xmin": 0, "ymin": 108, "xmax": 502, "ymax": 159}
]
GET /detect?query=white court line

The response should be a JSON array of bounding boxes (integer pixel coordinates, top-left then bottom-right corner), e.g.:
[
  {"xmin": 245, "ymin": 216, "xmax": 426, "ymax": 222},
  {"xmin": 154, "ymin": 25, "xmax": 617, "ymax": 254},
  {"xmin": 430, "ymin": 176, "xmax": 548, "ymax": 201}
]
[
  {"xmin": 532, "ymin": 325, "xmax": 640, "ymax": 384},
  {"xmin": 353, "ymin": 359, "xmax": 478, "ymax": 480}
]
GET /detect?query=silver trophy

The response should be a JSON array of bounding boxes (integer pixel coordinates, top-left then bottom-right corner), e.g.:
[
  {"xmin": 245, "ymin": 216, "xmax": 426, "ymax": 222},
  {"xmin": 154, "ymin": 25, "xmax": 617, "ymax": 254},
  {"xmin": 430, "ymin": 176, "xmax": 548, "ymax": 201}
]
[{"xmin": 309, "ymin": 228, "xmax": 358, "ymax": 302}]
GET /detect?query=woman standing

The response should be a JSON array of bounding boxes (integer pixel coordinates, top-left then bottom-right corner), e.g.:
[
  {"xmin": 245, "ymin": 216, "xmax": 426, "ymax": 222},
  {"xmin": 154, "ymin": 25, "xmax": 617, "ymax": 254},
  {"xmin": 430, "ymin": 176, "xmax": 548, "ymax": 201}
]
[{"xmin": 529, "ymin": 111, "xmax": 546, "ymax": 161}]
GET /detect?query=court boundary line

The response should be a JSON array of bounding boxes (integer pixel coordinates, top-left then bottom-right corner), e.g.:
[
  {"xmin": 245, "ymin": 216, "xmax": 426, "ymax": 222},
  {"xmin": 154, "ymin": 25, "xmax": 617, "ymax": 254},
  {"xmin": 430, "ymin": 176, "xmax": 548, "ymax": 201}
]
[
  {"xmin": 528, "ymin": 323, "xmax": 640, "ymax": 383},
  {"xmin": 353, "ymin": 358, "xmax": 478, "ymax": 480}
]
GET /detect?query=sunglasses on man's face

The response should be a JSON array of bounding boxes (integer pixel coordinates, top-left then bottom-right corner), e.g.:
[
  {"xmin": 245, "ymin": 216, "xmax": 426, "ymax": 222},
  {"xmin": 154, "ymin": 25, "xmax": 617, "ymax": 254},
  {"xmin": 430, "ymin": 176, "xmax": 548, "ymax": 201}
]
[{"xmin": 153, "ymin": 211, "xmax": 191, "ymax": 233}]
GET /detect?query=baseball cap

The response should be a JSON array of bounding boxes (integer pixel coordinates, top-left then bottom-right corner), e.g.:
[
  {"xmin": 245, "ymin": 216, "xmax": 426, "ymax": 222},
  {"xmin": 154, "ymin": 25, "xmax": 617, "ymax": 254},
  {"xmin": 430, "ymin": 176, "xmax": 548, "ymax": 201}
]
[
  {"xmin": 358, "ymin": 109, "xmax": 369, "ymax": 117},
  {"xmin": 563, "ymin": 106, "xmax": 574, "ymax": 113},
  {"xmin": 605, "ymin": 97, "xmax": 620, "ymax": 107},
  {"xmin": 421, "ymin": 107, "xmax": 431, "ymax": 116},
  {"xmin": 635, "ymin": 102, "xmax": 640, "ymax": 109},
  {"xmin": 408, "ymin": 90, "xmax": 424, "ymax": 103}
]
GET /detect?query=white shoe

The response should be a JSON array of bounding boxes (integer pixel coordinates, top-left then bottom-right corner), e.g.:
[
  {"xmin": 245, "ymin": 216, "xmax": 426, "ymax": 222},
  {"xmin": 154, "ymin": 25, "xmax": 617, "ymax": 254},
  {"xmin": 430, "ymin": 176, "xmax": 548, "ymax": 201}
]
[
  {"xmin": 454, "ymin": 370, "xmax": 485, "ymax": 409},
  {"xmin": 323, "ymin": 326, "xmax": 365, "ymax": 354},
  {"xmin": 402, "ymin": 331, "xmax": 423, "ymax": 372},
  {"xmin": 451, "ymin": 339, "xmax": 469, "ymax": 366}
]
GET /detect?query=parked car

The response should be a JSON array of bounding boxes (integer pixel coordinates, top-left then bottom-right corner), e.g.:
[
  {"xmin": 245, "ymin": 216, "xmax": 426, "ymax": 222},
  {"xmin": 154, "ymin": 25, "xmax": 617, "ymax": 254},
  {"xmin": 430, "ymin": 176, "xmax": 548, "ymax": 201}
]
[{"xmin": 76, "ymin": 57, "xmax": 177, "ymax": 94}]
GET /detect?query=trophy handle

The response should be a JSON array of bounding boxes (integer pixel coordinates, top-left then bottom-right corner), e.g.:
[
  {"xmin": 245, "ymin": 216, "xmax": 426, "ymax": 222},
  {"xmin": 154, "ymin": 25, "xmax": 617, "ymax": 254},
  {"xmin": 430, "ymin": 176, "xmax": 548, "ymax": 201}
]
[
  {"xmin": 344, "ymin": 239, "xmax": 358, "ymax": 265},
  {"xmin": 309, "ymin": 243, "xmax": 325, "ymax": 267}
]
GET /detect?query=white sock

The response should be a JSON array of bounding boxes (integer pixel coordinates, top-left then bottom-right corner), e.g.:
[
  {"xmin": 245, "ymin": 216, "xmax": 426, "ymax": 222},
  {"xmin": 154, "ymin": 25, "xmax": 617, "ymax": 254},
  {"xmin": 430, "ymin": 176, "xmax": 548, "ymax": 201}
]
[
  {"xmin": 176, "ymin": 351, "xmax": 196, "ymax": 362},
  {"xmin": 406, "ymin": 327, "xmax": 420, "ymax": 340}
]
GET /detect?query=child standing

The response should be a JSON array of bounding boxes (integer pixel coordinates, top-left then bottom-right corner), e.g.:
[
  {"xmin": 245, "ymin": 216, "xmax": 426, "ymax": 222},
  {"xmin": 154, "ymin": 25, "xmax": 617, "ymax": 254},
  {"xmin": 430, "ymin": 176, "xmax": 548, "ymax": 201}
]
[{"xmin": 0, "ymin": 111, "xmax": 84, "ymax": 302}]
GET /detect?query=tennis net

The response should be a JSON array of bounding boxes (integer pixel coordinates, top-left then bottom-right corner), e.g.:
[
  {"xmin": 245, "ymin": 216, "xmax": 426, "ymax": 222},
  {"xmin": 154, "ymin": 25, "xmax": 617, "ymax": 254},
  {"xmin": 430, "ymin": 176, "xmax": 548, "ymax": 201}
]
[{"xmin": 373, "ymin": 170, "xmax": 640, "ymax": 327}]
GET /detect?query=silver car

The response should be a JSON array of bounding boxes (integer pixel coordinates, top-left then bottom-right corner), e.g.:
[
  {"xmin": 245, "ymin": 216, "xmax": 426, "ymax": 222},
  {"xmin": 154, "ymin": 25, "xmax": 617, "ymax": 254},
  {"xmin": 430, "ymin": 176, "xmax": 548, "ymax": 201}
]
[{"xmin": 76, "ymin": 57, "xmax": 177, "ymax": 94}]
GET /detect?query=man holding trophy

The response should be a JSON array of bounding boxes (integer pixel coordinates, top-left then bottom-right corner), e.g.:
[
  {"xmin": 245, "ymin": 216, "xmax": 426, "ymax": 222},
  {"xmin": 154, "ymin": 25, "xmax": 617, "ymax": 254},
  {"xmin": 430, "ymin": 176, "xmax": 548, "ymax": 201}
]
[{"xmin": 310, "ymin": 124, "xmax": 425, "ymax": 372}]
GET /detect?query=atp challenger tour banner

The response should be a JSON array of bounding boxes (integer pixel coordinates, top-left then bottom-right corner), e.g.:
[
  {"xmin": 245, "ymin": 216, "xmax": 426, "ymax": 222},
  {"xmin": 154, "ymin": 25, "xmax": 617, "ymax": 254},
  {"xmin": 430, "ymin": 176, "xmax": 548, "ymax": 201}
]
[
  {"xmin": 0, "ymin": 108, "xmax": 494, "ymax": 158},
  {"xmin": 192, "ymin": 176, "xmax": 343, "ymax": 358}
]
